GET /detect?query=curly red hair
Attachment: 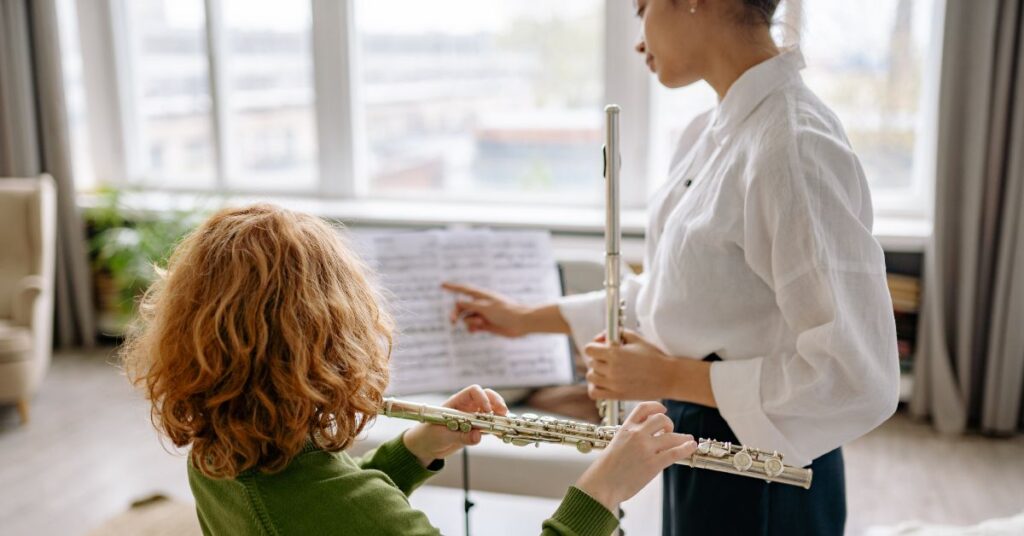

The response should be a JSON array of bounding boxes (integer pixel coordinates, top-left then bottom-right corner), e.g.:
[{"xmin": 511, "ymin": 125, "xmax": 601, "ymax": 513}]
[{"xmin": 122, "ymin": 204, "xmax": 392, "ymax": 478}]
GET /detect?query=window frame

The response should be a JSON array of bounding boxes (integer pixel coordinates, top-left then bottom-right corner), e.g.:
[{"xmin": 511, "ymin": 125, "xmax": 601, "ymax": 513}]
[{"xmin": 74, "ymin": 0, "xmax": 939, "ymax": 220}]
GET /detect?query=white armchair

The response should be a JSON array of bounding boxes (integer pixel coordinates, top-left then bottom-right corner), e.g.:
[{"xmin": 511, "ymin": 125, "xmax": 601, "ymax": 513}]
[{"xmin": 0, "ymin": 175, "xmax": 56, "ymax": 424}]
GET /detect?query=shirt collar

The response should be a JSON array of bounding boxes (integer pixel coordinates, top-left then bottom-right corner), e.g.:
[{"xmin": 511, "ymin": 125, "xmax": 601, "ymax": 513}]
[{"xmin": 709, "ymin": 46, "xmax": 806, "ymax": 146}]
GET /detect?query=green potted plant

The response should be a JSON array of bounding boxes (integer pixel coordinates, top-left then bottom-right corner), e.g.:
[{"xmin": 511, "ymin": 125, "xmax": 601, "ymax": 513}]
[{"xmin": 84, "ymin": 188, "xmax": 204, "ymax": 336}]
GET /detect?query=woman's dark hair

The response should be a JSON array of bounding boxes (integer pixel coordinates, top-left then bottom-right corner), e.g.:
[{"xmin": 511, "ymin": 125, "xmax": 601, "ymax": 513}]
[
  {"xmin": 671, "ymin": 0, "xmax": 781, "ymax": 26},
  {"xmin": 739, "ymin": 0, "xmax": 781, "ymax": 26}
]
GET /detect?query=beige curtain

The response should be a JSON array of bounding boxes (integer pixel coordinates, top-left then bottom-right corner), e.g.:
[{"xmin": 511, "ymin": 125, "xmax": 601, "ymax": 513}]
[
  {"xmin": 912, "ymin": 0, "xmax": 1024, "ymax": 433},
  {"xmin": 0, "ymin": 0, "xmax": 95, "ymax": 348}
]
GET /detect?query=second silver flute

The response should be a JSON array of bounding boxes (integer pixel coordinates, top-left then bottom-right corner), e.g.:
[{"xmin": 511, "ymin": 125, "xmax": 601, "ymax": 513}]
[
  {"xmin": 599, "ymin": 104, "xmax": 626, "ymax": 428},
  {"xmin": 381, "ymin": 398, "xmax": 813, "ymax": 489}
]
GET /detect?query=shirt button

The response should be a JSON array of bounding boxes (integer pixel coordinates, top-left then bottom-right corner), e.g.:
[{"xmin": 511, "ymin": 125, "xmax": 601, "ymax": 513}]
[{"xmin": 684, "ymin": 179, "xmax": 693, "ymax": 187}]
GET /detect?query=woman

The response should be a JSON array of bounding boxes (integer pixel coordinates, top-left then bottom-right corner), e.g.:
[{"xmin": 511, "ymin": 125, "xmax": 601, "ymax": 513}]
[
  {"xmin": 122, "ymin": 204, "xmax": 698, "ymax": 536},
  {"xmin": 443, "ymin": 0, "xmax": 900, "ymax": 533}
]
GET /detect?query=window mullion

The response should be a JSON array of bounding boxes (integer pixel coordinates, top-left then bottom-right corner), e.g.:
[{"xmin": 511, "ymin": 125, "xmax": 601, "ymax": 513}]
[
  {"xmin": 603, "ymin": 0, "xmax": 651, "ymax": 211},
  {"xmin": 311, "ymin": 0, "xmax": 361, "ymax": 198},
  {"xmin": 203, "ymin": 0, "xmax": 230, "ymax": 189},
  {"xmin": 78, "ymin": 0, "xmax": 133, "ymax": 184}
]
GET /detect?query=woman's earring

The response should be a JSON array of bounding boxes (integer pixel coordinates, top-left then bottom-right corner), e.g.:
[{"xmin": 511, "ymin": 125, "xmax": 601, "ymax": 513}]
[{"xmin": 689, "ymin": 4, "xmax": 697, "ymax": 13}]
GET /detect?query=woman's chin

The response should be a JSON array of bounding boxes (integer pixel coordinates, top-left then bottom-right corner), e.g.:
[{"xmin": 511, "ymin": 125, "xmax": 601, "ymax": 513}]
[
  {"xmin": 657, "ymin": 71, "xmax": 700, "ymax": 90},
  {"xmin": 656, "ymin": 71, "xmax": 682, "ymax": 89}
]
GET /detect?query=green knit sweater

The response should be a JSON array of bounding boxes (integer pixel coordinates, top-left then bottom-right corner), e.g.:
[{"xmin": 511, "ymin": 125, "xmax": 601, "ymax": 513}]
[{"xmin": 188, "ymin": 434, "xmax": 618, "ymax": 535}]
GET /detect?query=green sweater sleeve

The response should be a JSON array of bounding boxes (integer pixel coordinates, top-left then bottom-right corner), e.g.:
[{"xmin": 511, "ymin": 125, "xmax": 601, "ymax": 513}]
[
  {"xmin": 353, "ymin": 433, "xmax": 441, "ymax": 496},
  {"xmin": 190, "ymin": 434, "xmax": 618, "ymax": 536},
  {"xmin": 542, "ymin": 486, "xmax": 620, "ymax": 536},
  {"xmin": 354, "ymin": 435, "xmax": 618, "ymax": 536}
]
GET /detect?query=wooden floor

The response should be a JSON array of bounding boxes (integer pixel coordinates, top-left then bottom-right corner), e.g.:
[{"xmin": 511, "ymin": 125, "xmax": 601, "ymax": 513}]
[{"xmin": 1, "ymin": 349, "xmax": 1023, "ymax": 535}]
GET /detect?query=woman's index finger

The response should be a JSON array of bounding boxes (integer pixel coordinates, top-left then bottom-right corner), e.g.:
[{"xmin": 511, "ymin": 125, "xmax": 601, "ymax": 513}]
[{"xmin": 441, "ymin": 282, "xmax": 491, "ymax": 299}]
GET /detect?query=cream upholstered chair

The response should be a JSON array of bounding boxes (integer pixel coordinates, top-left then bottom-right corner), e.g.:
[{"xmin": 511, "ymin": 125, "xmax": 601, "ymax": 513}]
[{"xmin": 0, "ymin": 175, "xmax": 56, "ymax": 424}]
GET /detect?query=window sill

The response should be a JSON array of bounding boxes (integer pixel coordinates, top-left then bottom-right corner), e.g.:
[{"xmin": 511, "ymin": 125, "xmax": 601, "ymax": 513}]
[{"xmin": 82, "ymin": 191, "xmax": 931, "ymax": 262}]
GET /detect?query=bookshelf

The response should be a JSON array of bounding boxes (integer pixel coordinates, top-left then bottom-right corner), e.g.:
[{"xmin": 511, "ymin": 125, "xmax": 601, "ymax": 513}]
[{"xmin": 883, "ymin": 251, "xmax": 924, "ymax": 403}]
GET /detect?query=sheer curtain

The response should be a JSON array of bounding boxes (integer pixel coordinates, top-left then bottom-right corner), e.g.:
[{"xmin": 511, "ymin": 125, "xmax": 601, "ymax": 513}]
[
  {"xmin": 912, "ymin": 0, "xmax": 1024, "ymax": 434},
  {"xmin": 0, "ymin": 0, "xmax": 95, "ymax": 348}
]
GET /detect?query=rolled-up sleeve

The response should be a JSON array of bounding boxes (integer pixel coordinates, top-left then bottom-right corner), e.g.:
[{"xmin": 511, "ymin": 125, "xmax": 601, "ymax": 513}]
[
  {"xmin": 557, "ymin": 272, "xmax": 647, "ymax": 353},
  {"xmin": 711, "ymin": 129, "xmax": 900, "ymax": 467}
]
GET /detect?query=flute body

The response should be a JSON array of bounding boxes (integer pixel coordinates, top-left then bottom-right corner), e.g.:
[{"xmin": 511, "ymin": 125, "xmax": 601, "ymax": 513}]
[
  {"xmin": 380, "ymin": 398, "xmax": 813, "ymax": 489},
  {"xmin": 599, "ymin": 104, "xmax": 626, "ymax": 428}
]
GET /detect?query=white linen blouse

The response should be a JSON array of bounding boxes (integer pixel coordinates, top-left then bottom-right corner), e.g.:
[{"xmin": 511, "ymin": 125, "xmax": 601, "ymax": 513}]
[{"xmin": 558, "ymin": 48, "xmax": 900, "ymax": 468}]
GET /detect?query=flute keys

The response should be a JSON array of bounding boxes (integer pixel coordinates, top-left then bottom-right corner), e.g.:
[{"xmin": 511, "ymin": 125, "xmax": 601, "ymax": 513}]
[
  {"xmin": 444, "ymin": 417, "xmax": 472, "ymax": 433},
  {"xmin": 733, "ymin": 449, "xmax": 754, "ymax": 472},
  {"xmin": 763, "ymin": 456, "xmax": 785, "ymax": 478},
  {"xmin": 602, "ymin": 145, "xmax": 608, "ymax": 178},
  {"xmin": 379, "ymin": 399, "xmax": 811, "ymax": 488}
]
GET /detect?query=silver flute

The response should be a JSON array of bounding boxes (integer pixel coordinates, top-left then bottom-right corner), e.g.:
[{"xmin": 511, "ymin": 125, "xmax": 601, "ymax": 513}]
[
  {"xmin": 380, "ymin": 398, "xmax": 812, "ymax": 489},
  {"xmin": 599, "ymin": 104, "xmax": 626, "ymax": 428}
]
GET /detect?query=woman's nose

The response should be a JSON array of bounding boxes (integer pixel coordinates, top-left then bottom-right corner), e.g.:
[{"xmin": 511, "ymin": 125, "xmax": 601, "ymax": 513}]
[{"xmin": 635, "ymin": 39, "xmax": 646, "ymax": 54}]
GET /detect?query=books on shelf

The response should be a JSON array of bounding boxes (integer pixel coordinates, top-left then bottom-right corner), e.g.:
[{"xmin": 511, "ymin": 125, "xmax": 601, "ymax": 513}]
[
  {"xmin": 887, "ymin": 273, "xmax": 922, "ymax": 375},
  {"xmin": 887, "ymin": 273, "xmax": 921, "ymax": 313}
]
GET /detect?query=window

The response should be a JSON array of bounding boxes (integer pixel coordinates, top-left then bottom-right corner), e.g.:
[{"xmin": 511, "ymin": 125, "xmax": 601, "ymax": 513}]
[
  {"xmin": 799, "ymin": 0, "xmax": 938, "ymax": 216},
  {"xmin": 55, "ymin": 0, "xmax": 95, "ymax": 189},
  {"xmin": 113, "ymin": 0, "xmax": 317, "ymax": 190},
  {"xmin": 220, "ymin": 0, "xmax": 317, "ymax": 190},
  {"xmin": 355, "ymin": 0, "xmax": 604, "ymax": 204},
  {"xmin": 651, "ymin": 0, "xmax": 940, "ymax": 216},
  {"xmin": 68, "ymin": 0, "xmax": 942, "ymax": 219},
  {"xmin": 124, "ymin": 0, "xmax": 217, "ymax": 187}
]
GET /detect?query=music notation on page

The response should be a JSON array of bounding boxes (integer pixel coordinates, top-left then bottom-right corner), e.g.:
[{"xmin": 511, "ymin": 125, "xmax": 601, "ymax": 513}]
[{"xmin": 356, "ymin": 229, "xmax": 573, "ymax": 395}]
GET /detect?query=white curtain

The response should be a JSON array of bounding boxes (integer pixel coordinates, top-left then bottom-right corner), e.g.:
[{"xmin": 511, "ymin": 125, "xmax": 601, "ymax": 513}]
[
  {"xmin": 912, "ymin": 0, "xmax": 1024, "ymax": 434},
  {"xmin": 0, "ymin": 0, "xmax": 95, "ymax": 348}
]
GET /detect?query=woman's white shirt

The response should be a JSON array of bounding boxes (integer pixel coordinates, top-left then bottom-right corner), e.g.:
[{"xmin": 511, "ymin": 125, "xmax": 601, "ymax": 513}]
[{"xmin": 558, "ymin": 48, "xmax": 899, "ymax": 467}]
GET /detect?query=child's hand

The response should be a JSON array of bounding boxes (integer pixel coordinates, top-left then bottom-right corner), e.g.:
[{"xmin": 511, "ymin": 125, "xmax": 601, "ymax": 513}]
[
  {"xmin": 574, "ymin": 402, "xmax": 697, "ymax": 513},
  {"xmin": 402, "ymin": 385, "xmax": 508, "ymax": 467}
]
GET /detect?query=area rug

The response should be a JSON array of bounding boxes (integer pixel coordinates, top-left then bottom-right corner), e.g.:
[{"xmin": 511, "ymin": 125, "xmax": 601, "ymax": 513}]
[
  {"xmin": 86, "ymin": 495, "xmax": 201, "ymax": 536},
  {"xmin": 864, "ymin": 511, "xmax": 1024, "ymax": 535}
]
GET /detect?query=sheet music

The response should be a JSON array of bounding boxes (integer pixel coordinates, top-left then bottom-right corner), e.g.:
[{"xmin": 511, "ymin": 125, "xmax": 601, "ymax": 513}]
[{"xmin": 358, "ymin": 229, "xmax": 572, "ymax": 395}]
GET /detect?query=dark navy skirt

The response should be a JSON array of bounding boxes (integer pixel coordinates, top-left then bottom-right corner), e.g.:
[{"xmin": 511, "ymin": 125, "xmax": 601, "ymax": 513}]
[{"xmin": 662, "ymin": 398, "xmax": 846, "ymax": 535}]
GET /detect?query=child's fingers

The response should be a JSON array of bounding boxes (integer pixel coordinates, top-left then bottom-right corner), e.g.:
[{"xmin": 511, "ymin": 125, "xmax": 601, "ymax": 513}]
[
  {"xmin": 657, "ymin": 440, "xmax": 698, "ymax": 466},
  {"xmin": 639, "ymin": 412, "xmax": 674, "ymax": 436},
  {"xmin": 464, "ymin": 384, "xmax": 492, "ymax": 413},
  {"xmin": 655, "ymin": 433, "xmax": 693, "ymax": 453},
  {"xmin": 483, "ymin": 388, "xmax": 508, "ymax": 415},
  {"xmin": 623, "ymin": 401, "xmax": 667, "ymax": 426}
]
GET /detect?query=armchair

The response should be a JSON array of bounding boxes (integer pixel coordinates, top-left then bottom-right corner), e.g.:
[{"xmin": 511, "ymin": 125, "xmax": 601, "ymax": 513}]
[{"xmin": 0, "ymin": 175, "xmax": 56, "ymax": 424}]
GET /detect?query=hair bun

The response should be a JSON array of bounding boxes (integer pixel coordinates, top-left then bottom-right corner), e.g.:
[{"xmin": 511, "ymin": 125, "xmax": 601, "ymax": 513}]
[{"xmin": 743, "ymin": 0, "xmax": 781, "ymax": 26}]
